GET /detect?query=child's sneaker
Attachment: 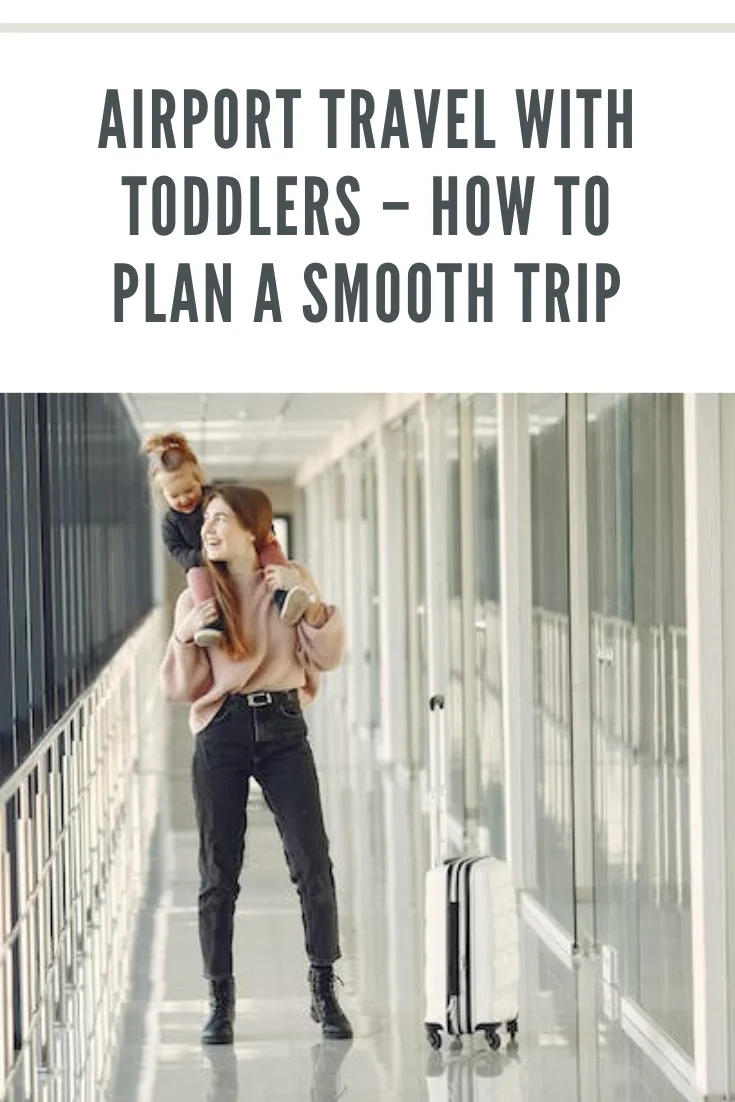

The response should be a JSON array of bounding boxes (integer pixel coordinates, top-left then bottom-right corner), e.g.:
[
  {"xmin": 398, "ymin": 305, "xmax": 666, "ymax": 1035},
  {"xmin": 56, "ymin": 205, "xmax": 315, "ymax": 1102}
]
[
  {"xmin": 194, "ymin": 616, "xmax": 225, "ymax": 647},
  {"xmin": 280, "ymin": 585, "xmax": 314, "ymax": 627},
  {"xmin": 194, "ymin": 627, "xmax": 224, "ymax": 647}
]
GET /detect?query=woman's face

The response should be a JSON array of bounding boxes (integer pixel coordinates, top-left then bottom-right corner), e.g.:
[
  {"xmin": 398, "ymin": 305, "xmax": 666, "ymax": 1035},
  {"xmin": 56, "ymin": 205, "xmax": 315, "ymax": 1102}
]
[{"xmin": 201, "ymin": 495, "xmax": 255, "ymax": 562}]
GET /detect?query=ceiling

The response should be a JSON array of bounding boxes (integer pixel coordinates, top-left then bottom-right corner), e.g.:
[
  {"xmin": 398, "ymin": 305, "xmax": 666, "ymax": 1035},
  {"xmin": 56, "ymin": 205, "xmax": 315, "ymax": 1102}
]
[{"xmin": 126, "ymin": 393, "xmax": 375, "ymax": 481}]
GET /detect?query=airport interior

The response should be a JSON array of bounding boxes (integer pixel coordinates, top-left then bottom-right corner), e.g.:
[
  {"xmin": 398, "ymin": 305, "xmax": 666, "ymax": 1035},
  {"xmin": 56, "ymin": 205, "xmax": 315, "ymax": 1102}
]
[{"xmin": 3, "ymin": 391, "xmax": 735, "ymax": 1102}]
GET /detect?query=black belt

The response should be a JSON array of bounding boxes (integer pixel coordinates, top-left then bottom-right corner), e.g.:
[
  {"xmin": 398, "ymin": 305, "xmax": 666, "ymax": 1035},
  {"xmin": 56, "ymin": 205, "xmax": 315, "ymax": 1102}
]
[{"xmin": 232, "ymin": 688, "xmax": 299, "ymax": 708}]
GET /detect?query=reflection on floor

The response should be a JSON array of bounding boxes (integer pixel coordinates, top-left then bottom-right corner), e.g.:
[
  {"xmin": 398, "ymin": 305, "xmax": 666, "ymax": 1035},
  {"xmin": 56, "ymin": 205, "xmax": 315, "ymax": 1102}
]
[{"xmin": 104, "ymin": 704, "xmax": 693, "ymax": 1102}]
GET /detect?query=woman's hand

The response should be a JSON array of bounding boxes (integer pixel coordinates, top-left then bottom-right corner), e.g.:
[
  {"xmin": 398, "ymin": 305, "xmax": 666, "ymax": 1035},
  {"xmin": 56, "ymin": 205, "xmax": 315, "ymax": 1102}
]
[
  {"xmin": 175, "ymin": 598, "xmax": 219, "ymax": 643},
  {"xmin": 263, "ymin": 564, "xmax": 307, "ymax": 593}
]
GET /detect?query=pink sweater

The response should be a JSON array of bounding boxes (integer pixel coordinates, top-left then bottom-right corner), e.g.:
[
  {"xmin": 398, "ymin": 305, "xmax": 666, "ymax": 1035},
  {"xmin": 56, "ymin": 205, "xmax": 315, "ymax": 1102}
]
[{"xmin": 159, "ymin": 569, "xmax": 345, "ymax": 734}]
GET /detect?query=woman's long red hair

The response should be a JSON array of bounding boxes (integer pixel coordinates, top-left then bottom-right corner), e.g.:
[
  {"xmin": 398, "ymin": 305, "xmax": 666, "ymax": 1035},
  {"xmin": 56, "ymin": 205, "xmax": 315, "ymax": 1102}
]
[{"xmin": 202, "ymin": 485, "xmax": 274, "ymax": 661}]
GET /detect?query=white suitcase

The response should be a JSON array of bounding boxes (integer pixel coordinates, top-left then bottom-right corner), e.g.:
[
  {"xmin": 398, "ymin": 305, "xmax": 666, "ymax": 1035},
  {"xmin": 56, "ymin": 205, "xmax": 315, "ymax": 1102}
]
[{"xmin": 424, "ymin": 694, "xmax": 520, "ymax": 1052}]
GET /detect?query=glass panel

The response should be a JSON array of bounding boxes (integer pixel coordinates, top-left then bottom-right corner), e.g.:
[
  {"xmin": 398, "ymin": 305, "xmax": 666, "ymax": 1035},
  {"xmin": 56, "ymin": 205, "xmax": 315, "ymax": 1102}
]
[
  {"xmin": 0, "ymin": 393, "xmax": 152, "ymax": 776},
  {"xmin": 361, "ymin": 448, "xmax": 381, "ymax": 734},
  {"xmin": 404, "ymin": 410, "xmax": 428, "ymax": 771},
  {"xmin": 588, "ymin": 393, "xmax": 691, "ymax": 1055},
  {"xmin": 306, "ymin": 473, "xmax": 347, "ymax": 745},
  {"xmin": 442, "ymin": 396, "xmax": 465, "ymax": 834},
  {"xmin": 0, "ymin": 396, "xmax": 13, "ymax": 780},
  {"xmin": 529, "ymin": 394, "xmax": 574, "ymax": 934},
  {"xmin": 472, "ymin": 394, "xmax": 505, "ymax": 859},
  {"xmin": 331, "ymin": 466, "xmax": 348, "ymax": 719},
  {"xmin": 5, "ymin": 395, "xmax": 31, "ymax": 763},
  {"xmin": 386, "ymin": 418, "xmax": 411, "ymax": 768},
  {"xmin": 24, "ymin": 396, "xmax": 46, "ymax": 739}
]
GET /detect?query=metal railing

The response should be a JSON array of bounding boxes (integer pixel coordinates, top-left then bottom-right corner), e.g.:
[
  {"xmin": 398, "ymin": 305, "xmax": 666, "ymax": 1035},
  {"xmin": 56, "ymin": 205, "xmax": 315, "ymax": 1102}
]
[{"xmin": 0, "ymin": 609, "xmax": 164, "ymax": 1102}]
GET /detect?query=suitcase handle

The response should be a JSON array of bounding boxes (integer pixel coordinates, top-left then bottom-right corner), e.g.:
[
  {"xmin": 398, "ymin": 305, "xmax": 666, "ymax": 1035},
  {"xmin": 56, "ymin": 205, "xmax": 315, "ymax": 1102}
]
[{"xmin": 428, "ymin": 692, "xmax": 448, "ymax": 866}]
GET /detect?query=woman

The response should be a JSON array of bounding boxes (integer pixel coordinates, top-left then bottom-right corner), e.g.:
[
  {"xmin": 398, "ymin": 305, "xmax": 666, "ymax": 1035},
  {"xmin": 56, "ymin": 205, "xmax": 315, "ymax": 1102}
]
[{"xmin": 160, "ymin": 485, "xmax": 352, "ymax": 1045}]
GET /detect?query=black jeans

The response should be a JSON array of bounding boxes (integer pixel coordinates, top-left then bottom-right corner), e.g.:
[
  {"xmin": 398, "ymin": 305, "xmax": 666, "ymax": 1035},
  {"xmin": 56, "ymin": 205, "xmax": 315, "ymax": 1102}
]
[{"xmin": 191, "ymin": 690, "xmax": 341, "ymax": 980}]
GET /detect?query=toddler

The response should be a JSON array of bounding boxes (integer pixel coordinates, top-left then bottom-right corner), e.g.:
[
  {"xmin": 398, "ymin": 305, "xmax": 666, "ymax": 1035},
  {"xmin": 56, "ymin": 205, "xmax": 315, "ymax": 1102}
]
[{"xmin": 144, "ymin": 431, "xmax": 313, "ymax": 646}]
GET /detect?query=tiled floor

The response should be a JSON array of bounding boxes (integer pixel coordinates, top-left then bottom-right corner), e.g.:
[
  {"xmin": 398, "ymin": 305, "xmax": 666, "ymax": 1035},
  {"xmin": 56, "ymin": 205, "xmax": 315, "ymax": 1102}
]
[{"xmin": 104, "ymin": 704, "xmax": 693, "ymax": 1102}]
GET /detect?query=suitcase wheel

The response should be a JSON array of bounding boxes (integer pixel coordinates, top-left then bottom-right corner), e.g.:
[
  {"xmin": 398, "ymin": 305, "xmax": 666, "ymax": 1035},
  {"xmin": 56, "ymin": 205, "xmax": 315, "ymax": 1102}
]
[{"xmin": 425, "ymin": 1024, "xmax": 443, "ymax": 1050}]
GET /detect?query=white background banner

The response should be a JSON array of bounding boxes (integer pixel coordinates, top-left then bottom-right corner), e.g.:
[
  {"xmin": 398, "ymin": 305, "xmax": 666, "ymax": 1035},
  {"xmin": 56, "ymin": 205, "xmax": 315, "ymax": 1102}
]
[{"xmin": 0, "ymin": 26, "xmax": 731, "ymax": 389}]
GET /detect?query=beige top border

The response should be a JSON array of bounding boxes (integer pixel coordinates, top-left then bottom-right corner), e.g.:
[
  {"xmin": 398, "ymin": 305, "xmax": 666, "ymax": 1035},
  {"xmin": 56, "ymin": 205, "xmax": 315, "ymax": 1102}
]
[{"xmin": 0, "ymin": 22, "xmax": 734, "ymax": 32}]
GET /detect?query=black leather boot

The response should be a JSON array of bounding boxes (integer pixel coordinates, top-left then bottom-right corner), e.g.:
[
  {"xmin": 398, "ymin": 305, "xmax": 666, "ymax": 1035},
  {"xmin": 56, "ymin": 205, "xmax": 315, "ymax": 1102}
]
[
  {"xmin": 308, "ymin": 965, "xmax": 353, "ymax": 1039},
  {"xmin": 201, "ymin": 977, "xmax": 236, "ymax": 1045}
]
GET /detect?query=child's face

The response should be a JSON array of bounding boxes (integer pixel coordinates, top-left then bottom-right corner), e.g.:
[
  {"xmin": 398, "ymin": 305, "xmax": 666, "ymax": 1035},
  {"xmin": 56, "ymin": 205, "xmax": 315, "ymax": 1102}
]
[{"xmin": 158, "ymin": 466, "xmax": 203, "ymax": 514}]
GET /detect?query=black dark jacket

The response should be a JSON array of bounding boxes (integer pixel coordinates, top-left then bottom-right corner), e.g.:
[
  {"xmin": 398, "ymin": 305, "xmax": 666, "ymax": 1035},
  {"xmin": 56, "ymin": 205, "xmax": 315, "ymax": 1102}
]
[{"xmin": 161, "ymin": 484, "xmax": 212, "ymax": 571}]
